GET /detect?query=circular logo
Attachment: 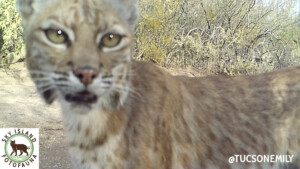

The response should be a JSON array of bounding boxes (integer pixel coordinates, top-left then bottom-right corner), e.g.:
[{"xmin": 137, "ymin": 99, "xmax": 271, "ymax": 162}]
[{"xmin": 4, "ymin": 134, "xmax": 34, "ymax": 163}]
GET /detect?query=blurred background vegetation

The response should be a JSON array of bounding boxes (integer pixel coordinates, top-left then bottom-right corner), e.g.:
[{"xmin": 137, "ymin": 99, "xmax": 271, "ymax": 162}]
[
  {"xmin": 136, "ymin": 0, "xmax": 300, "ymax": 75},
  {"xmin": 0, "ymin": 0, "xmax": 24, "ymax": 68},
  {"xmin": 1, "ymin": 0, "xmax": 300, "ymax": 75}
]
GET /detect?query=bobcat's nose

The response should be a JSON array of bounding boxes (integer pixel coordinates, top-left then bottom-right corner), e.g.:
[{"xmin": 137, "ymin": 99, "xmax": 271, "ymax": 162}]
[{"xmin": 74, "ymin": 67, "xmax": 99, "ymax": 86}]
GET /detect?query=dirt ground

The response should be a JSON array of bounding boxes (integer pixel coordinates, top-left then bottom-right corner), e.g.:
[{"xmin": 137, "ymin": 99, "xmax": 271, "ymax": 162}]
[
  {"xmin": 0, "ymin": 62, "xmax": 202, "ymax": 169},
  {"xmin": 0, "ymin": 63, "xmax": 72, "ymax": 169}
]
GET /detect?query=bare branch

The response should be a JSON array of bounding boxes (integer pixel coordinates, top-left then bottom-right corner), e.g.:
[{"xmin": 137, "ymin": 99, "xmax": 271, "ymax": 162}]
[{"xmin": 200, "ymin": 0, "xmax": 211, "ymax": 30}]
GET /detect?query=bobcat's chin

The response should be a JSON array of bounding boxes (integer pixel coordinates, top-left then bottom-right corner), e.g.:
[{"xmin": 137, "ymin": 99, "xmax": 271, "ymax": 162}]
[{"xmin": 60, "ymin": 97, "xmax": 96, "ymax": 115}]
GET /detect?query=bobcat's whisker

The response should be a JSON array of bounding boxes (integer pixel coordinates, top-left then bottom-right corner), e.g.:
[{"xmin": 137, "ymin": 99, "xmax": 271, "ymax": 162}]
[
  {"xmin": 112, "ymin": 71, "xmax": 136, "ymax": 77},
  {"xmin": 29, "ymin": 70, "xmax": 53, "ymax": 75},
  {"xmin": 36, "ymin": 83, "xmax": 53, "ymax": 89},
  {"xmin": 90, "ymin": 85, "xmax": 111, "ymax": 95},
  {"xmin": 38, "ymin": 86, "xmax": 56, "ymax": 95},
  {"xmin": 113, "ymin": 84, "xmax": 142, "ymax": 100},
  {"xmin": 54, "ymin": 82, "xmax": 78, "ymax": 90},
  {"xmin": 55, "ymin": 83, "xmax": 72, "ymax": 87},
  {"xmin": 36, "ymin": 83, "xmax": 55, "ymax": 91},
  {"xmin": 32, "ymin": 78, "xmax": 52, "ymax": 83},
  {"xmin": 101, "ymin": 79, "xmax": 115, "ymax": 84}
]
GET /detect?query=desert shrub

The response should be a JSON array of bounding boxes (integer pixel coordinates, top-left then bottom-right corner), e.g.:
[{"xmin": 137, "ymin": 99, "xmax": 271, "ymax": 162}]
[
  {"xmin": 1, "ymin": 0, "xmax": 299, "ymax": 75},
  {"xmin": 0, "ymin": 0, "xmax": 24, "ymax": 68},
  {"xmin": 136, "ymin": 0, "xmax": 300, "ymax": 75},
  {"xmin": 136, "ymin": 0, "xmax": 180, "ymax": 64}
]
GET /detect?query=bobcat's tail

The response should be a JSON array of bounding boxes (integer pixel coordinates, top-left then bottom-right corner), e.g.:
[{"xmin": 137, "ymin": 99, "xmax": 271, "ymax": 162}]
[{"xmin": 27, "ymin": 146, "xmax": 30, "ymax": 150}]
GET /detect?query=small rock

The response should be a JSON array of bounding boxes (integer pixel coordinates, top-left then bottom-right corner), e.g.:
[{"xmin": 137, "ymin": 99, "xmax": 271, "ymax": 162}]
[{"xmin": 53, "ymin": 162, "xmax": 62, "ymax": 168}]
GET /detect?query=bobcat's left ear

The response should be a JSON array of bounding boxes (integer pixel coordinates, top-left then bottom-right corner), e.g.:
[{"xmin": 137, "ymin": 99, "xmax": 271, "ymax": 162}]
[
  {"xmin": 125, "ymin": 2, "xmax": 139, "ymax": 28},
  {"xmin": 107, "ymin": 0, "xmax": 140, "ymax": 32}
]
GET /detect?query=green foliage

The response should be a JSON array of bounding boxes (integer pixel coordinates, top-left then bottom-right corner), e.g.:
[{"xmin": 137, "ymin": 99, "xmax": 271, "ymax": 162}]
[
  {"xmin": 136, "ymin": 0, "xmax": 300, "ymax": 75},
  {"xmin": 0, "ymin": 0, "xmax": 24, "ymax": 68},
  {"xmin": 1, "ymin": 0, "xmax": 299, "ymax": 75},
  {"xmin": 136, "ymin": 0, "xmax": 180, "ymax": 64}
]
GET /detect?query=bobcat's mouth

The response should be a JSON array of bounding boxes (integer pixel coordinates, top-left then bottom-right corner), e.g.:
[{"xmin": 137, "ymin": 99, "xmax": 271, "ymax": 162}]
[{"xmin": 65, "ymin": 91, "xmax": 98, "ymax": 105}]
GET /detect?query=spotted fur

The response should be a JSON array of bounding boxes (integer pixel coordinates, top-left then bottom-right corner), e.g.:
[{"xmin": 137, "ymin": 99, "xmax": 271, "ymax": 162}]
[{"xmin": 17, "ymin": 0, "xmax": 300, "ymax": 168}]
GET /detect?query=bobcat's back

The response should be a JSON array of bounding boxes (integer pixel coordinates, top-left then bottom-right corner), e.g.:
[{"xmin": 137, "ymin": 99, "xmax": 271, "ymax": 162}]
[{"xmin": 16, "ymin": 0, "xmax": 300, "ymax": 168}]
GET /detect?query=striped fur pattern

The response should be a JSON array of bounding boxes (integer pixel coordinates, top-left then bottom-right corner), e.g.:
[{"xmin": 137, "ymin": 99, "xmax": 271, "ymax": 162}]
[{"xmin": 17, "ymin": 0, "xmax": 300, "ymax": 168}]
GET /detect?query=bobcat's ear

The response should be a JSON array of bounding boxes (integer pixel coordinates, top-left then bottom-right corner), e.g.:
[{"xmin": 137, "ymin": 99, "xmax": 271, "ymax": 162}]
[
  {"xmin": 124, "ymin": 1, "xmax": 139, "ymax": 28},
  {"xmin": 128, "ymin": 4, "xmax": 140, "ymax": 28},
  {"xmin": 15, "ymin": 0, "xmax": 45, "ymax": 27},
  {"xmin": 107, "ymin": 0, "xmax": 140, "ymax": 32},
  {"xmin": 16, "ymin": 0, "xmax": 34, "ymax": 23}
]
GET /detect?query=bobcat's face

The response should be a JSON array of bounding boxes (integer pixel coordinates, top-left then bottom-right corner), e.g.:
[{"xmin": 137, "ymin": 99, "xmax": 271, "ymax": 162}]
[{"xmin": 24, "ymin": 1, "xmax": 134, "ymax": 113}]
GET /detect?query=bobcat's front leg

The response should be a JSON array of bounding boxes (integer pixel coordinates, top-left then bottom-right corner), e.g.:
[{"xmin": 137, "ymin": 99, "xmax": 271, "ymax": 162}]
[{"xmin": 10, "ymin": 149, "xmax": 17, "ymax": 156}]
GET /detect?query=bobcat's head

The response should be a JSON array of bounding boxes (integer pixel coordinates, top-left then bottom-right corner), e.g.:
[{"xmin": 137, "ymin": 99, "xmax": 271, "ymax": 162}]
[
  {"xmin": 10, "ymin": 140, "xmax": 16, "ymax": 145},
  {"xmin": 16, "ymin": 0, "xmax": 139, "ymax": 113}
]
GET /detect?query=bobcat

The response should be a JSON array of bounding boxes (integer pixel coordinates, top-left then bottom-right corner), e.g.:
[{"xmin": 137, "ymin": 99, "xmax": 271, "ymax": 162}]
[
  {"xmin": 10, "ymin": 140, "xmax": 30, "ymax": 156},
  {"xmin": 16, "ymin": 0, "xmax": 300, "ymax": 168}
]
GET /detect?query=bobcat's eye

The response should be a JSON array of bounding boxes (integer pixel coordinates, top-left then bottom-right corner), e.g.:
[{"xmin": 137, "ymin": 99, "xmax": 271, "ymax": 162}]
[
  {"xmin": 45, "ymin": 29, "xmax": 69, "ymax": 44},
  {"xmin": 100, "ymin": 33, "xmax": 122, "ymax": 48}
]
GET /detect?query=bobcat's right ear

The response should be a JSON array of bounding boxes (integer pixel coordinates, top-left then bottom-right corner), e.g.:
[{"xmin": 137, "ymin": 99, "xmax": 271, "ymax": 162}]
[
  {"xmin": 16, "ymin": 0, "xmax": 44, "ymax": 28},
  {"xmin": 16, "ymin": 0, "xmax": 34, "ymax": 23}
]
